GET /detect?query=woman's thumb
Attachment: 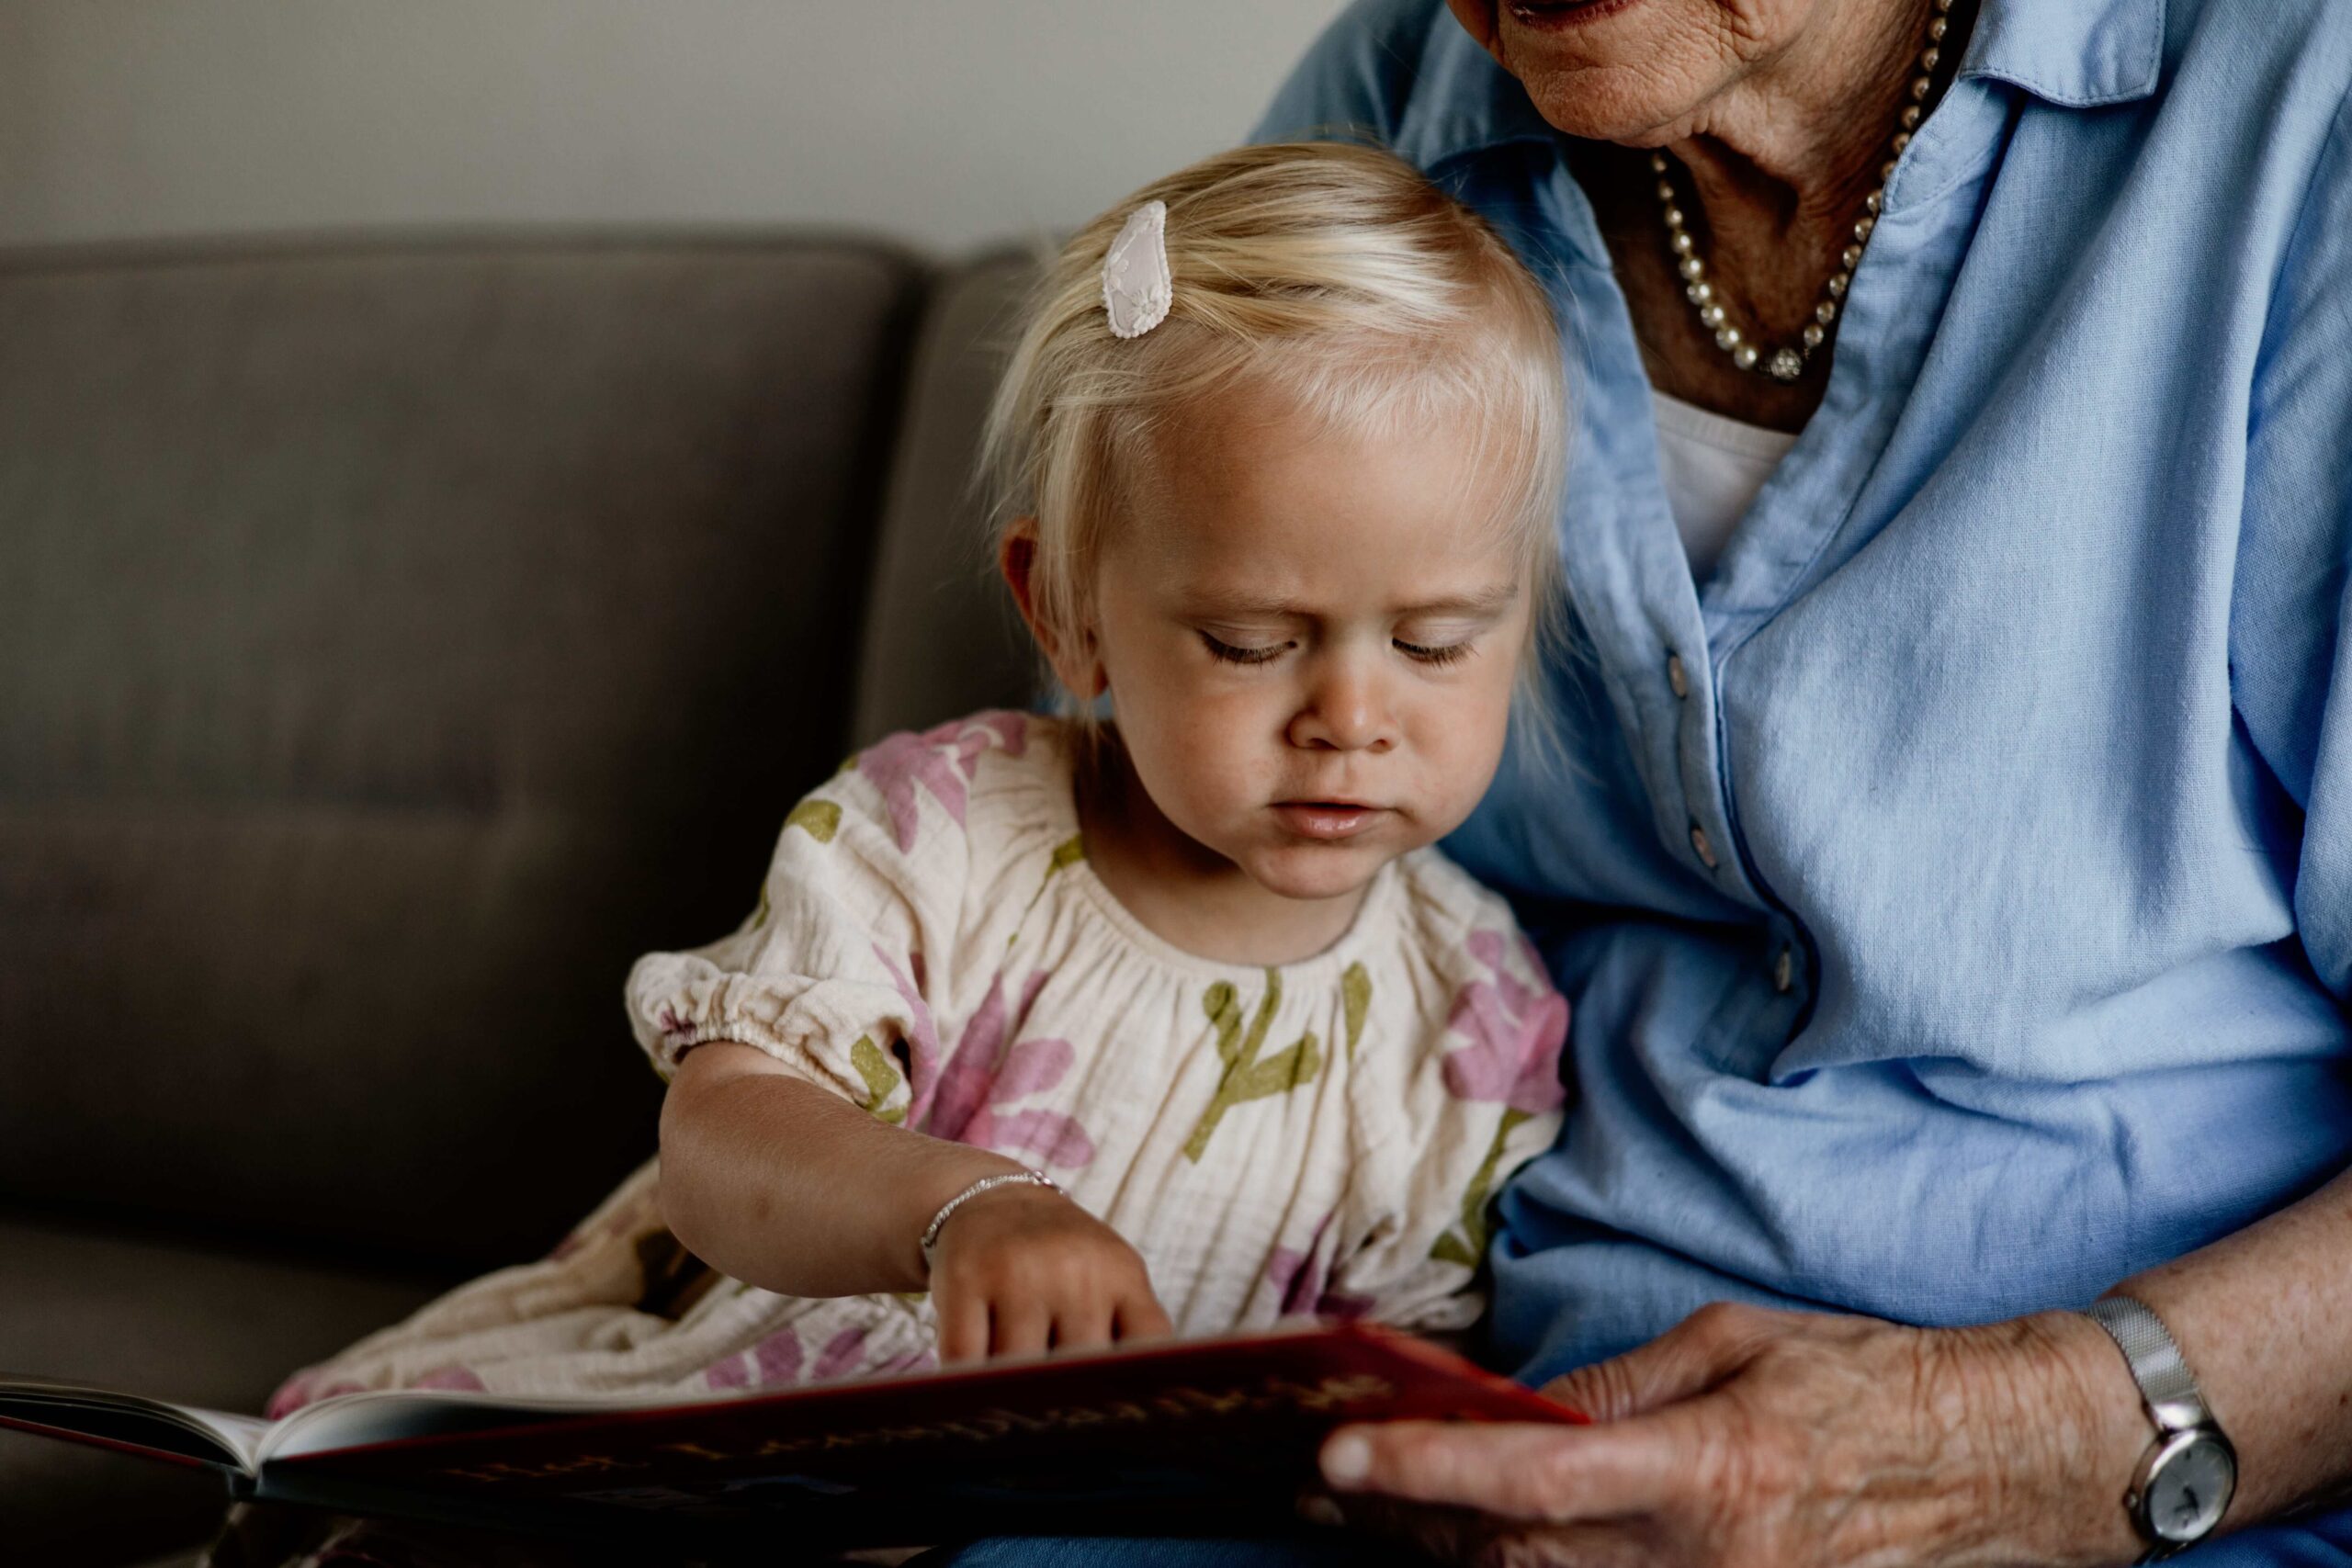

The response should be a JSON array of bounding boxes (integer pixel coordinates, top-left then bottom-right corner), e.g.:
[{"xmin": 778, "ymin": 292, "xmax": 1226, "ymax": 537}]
[{"xmin": 1536, "ymin": 1300, "xmax": 1770, "ymax": 1421}]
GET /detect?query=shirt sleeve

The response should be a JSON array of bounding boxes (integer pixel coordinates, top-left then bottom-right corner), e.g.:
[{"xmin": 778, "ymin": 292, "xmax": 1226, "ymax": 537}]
[
  {"xmin": 1327, "ymin": 925, "xmax": 1571, "ymax": 1333},
  {"xmin": 624, "ymin": 712, "xmax": 1031, "ymax": 1123},
  {"xmin": 1249, "ymin": 0, "xmax": 1430, "ymax": 147},
  {"xmin": 2234, "ymin": 84, "xmax": 2352, "ymax": 1006}
]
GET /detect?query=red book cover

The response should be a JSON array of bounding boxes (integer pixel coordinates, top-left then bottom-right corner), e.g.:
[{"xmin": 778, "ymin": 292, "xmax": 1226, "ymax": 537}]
[{"xmin": 4, "ymin": 1323, "xmax": 1583, "ymax": 1554}]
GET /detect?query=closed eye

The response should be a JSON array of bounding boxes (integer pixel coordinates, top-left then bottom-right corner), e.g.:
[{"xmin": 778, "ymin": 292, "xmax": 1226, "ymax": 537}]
[
  {"xmin": 1199, "ymin": 631, "xmax": 1289, "ymax": 666},
  {"xmin": 1396, "ymin": 638, "xmax": 1474, "ymax": 666}
]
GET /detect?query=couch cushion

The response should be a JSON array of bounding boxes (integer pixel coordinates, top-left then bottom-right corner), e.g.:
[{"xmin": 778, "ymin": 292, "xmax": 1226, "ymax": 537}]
[
  {"xmin": 852, "ymin": 250, "xmax": 1041, "ymax": 745},
  {"xmin": 0, "ymin": 1207, "xmax": 458, "ymax": 1566},
  {"xmin": 0, "ymin": 235, "xmax": 924, "ymax": 1267}
]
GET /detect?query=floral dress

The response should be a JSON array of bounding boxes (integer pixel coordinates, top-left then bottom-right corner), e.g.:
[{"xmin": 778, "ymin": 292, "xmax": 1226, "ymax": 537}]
[{"xmin": 267, "ymin": 711, "xmax": 1569, "ymax": 1414}]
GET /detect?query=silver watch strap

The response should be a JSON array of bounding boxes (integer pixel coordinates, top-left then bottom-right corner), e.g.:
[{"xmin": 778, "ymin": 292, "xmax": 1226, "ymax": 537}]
[{"xmin": 2085, "ymin": 1296, "xmax": 2212, "ymax": 1433}]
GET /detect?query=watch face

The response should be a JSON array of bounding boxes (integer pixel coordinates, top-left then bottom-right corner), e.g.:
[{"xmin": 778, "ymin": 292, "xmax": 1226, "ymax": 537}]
[{"xmin": 2147, "ymin": 1432, "xmax": 2237, "ymax": 1543}]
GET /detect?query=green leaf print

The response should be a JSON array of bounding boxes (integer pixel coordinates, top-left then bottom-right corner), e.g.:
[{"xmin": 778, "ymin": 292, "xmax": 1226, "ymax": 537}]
[
  {"xmin": 786, "ymin": 797, "xmax": 842, "ymax": 843},
  {"xmin": 1428, "ymin": 1106, "xmax": 1534, "ymax": 1267},
  {"xmin": 1182, "ymin": 970, "xmax": 1322, "ymax": 1162},
  {"xmin": 850, "ymin": 1035, "xmax": 907, "ymax": 1125},
  {"xmin": 1011, "ymin": 834, "xmax": 1087, "ymax": 950},
  {"xmin": 1340, "ymin": 963, "xmax": 1371, "ymax": 1059}
]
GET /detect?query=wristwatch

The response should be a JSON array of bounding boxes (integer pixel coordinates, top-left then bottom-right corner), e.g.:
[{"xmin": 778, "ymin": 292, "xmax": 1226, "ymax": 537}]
[{"xmin": 2081, "ymin": 1296, "xmax": 2238, "ymax": 1562}]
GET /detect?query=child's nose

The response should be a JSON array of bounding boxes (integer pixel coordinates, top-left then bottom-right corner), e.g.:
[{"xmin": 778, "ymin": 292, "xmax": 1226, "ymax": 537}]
[{"xmin": 1286, "ymin": 664, "xmax": 1397, "ymax": 754}]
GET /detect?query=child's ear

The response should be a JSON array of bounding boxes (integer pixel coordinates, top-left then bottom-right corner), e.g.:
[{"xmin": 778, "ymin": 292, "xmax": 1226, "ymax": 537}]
[{"xmin": 999, "ymin": 519, "xmax": 1108, "ymax": 701}]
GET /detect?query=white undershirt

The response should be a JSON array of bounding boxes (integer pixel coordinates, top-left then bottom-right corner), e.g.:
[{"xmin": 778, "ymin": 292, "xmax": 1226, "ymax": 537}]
[{"xmin": 1650, "ymin": 389, "xmax": 1802, "ymax": 583}]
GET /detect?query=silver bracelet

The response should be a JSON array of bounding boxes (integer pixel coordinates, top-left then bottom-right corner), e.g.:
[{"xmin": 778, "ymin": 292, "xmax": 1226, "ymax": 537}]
[{"xmin": 918, "ymin": 1169, "xmax": 1061, "ymax": 1271}]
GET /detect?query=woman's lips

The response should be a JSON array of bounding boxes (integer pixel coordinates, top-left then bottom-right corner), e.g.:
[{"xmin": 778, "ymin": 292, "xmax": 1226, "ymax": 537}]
[{"xmin": 1272, "ymin": 802, "xmax": 1389, "ymax": 840}]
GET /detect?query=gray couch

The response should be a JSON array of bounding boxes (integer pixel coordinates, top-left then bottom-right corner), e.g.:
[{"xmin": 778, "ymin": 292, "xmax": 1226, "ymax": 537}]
[{"xmin": 0, "ymin": 231, "xmax": 1042, "ymax": 1566}]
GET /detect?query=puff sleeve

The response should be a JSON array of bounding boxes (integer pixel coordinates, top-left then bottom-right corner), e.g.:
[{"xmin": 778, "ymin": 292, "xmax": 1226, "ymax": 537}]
[
  {"xmin": 1320, "ymin": 923, "xmax": 1570, "ymax": 1333},
  {"xmin": 624, "ymin": 712, "xmax": 1031, "ymax": 1125}
]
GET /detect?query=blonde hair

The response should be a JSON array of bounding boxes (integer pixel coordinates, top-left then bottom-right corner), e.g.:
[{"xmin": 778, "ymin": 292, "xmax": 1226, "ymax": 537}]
[{"xmin": 982, "ymin": 141, "xmax": 1571, "ymax": 738}]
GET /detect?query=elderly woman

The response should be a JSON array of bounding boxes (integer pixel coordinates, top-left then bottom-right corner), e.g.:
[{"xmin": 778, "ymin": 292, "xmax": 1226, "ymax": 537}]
[{"xmin": 939, "ymin": 0, "xmax": 2352, "ymax": 1564}]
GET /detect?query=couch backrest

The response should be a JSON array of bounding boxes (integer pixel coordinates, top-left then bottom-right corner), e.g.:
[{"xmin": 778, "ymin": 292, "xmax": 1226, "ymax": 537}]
[
  {"xmin": 851, "ymin": 251, "xmax": 1040, "ymax": 748},
  {"xmin": 0, "ymin": 233, "xmax": 934, "ymax": 1269}
]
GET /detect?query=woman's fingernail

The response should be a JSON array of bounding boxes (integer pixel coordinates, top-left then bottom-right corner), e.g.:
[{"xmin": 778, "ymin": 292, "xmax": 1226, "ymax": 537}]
[
  {"xmin": 1296, "ymin": 1494, "xmax": 1346, "ymax": 1528},
  {"xmin": 1322, "ymin": 1432, "xmax": 1373, "ymax": 1486}
]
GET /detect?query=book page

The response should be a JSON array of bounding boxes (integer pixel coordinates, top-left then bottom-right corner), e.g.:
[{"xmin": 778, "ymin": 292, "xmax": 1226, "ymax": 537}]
[
  {"xmin": 0, "ymin": 1380, "xmax": 267, "ymax": 1472},
  {"xmin": 256, "ymin": 1384, "xmax": 729, "ymax": 1467}
]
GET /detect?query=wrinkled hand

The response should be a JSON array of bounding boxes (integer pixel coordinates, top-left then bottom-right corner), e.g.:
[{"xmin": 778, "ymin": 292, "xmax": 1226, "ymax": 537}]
[
  {"xmin": 925, "ymin": 1182, "xmax": 1173, "ymax": 1362},
  {"xmin": 1314, "ymin": 1302, "xmax": 2148, "ymax": 1568}
]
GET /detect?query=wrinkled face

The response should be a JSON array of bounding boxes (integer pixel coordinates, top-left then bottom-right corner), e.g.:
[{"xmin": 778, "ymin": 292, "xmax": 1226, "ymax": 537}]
[
  {"xmin": 1083, "ymin": 388, "xmax": 1532, "ymax": 904},
  {"xmin": 1445, "ymin": 0, "xmax": 1827, "ymax": 142}
]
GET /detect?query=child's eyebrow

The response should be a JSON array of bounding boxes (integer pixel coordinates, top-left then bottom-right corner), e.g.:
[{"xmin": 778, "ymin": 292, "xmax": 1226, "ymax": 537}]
[
  {"xmin": 1395, "ymin": 584, "xmax": 1521, "ymax": 617},
  {"xmin": 1184, "ymin": 583, "xmax": 1521, "ymax": 619}
]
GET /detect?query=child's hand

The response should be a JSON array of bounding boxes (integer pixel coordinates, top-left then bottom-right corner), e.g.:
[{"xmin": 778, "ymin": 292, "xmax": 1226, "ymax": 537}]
[{"xmin": 926, "ymin": 1182, "xmax": 1173, "ymax": 1362}]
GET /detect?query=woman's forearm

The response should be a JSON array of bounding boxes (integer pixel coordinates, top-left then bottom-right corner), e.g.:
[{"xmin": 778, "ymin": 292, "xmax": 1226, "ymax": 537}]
[
  {"xmin": 2109, "ymin": 1158, "xmax": 2352, "ymax": 1530},
  {"xmin": 654, "ymin": 1041, "xmax": 1022, "ymax": 1298}
]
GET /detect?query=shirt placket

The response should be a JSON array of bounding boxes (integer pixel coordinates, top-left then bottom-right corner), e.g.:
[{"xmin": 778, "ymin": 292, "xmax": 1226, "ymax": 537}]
[{"xmin": 1526, "ymin": 92, "xmax": 2017, "ymax": 1021}]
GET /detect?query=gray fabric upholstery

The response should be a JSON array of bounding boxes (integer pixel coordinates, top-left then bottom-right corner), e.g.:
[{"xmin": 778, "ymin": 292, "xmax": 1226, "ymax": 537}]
[
  {"xmin": 0, "ymin": 235, "xmax": 923, "ymax": 1269},
  {"xmin": 0, "ymin": 231, "xmax": 1055, "ymax": 1564},
  {"xmin": 0, "ymin": 1209, "xmax": 456, "ymax": 1565},
  {"xmin": 852, "ymin": 250, "xmax": 1041, "ymax": 745}
]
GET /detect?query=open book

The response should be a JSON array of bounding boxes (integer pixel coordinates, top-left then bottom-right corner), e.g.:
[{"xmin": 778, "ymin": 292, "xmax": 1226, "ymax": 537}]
[{"xmin": 1, "ymin": 1321, "xmax": 1580, "ymax": 1555}]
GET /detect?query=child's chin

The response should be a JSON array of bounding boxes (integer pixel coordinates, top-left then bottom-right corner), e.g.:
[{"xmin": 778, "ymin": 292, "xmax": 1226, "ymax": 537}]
[{"xmin": 1245, "ymin": 845, "xmax": 1385, "ymax": 905}]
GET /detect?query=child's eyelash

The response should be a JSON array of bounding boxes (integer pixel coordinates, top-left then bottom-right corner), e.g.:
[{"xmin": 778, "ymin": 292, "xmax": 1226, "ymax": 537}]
[
  {"xmin": 1396, "ymin": 639, "xmax": 1473, "ymax": 666},
  {"xmin": 1199, "ymin": 633, "xmax": 1476, "ymax": 667},
  {"xmin": 1199, "ymin": 633, "xmax": 1286, "ymax": 665}
]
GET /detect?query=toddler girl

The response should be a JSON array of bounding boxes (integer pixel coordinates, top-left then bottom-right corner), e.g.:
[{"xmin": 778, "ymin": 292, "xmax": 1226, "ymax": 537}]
[{"xmin": 266, "ymin": 141, "xmax": 1573, "ymax": 1415}]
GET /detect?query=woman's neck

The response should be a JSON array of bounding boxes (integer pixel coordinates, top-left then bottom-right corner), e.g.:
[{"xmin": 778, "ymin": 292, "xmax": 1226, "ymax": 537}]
[
  {"xmin": 1579, "ymin": 0, "xmax": 1977, "ymax": 429},
  {"xmin": 1659, "ymin": 0, "xmax": 1935, "ymax": 232}
]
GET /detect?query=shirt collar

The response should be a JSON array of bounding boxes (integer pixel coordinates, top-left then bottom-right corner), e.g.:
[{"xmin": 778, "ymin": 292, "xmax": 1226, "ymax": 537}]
[
  {"xmin": 1393, "ymin": 0, "xmax": 2165, "ymax": 171},
  {"xmin": 1957, "ymin": 0, "xmax": 2164, "ymax": 108}
]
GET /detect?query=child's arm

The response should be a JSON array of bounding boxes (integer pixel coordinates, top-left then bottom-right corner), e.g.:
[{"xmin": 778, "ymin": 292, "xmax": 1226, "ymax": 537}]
[{"xmin": 658, "ymin": 1039, "xmax": 1172, "ymax": 1361}]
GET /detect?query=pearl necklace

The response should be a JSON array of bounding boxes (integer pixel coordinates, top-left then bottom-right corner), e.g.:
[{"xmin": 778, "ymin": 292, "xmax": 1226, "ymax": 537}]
[{"xmin": 1652, "ymin": 0, "xmax": 1953, "ymax": 383}]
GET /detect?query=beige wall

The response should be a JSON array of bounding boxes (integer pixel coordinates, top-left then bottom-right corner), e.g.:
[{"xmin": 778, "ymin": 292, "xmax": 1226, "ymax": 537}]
[{"xmin": 0, "ymin": 0, "xmax": 1344, "ymax": 253}]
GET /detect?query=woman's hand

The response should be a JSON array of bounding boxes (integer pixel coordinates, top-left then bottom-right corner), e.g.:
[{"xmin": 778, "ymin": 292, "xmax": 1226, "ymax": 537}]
[
  {"xmin": 925, "ymin": 1182, "xmax": 1173, "ymax": 1362},
  {"xmin": 1313, "ymin": 1302, "xmax": 2151, "ymax": 1568}
]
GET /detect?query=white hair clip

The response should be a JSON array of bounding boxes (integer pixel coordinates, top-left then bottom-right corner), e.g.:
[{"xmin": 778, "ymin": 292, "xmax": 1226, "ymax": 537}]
[{"xmin": 1102, "ymin": 199, "xmax": 1172, "ymax": 339}]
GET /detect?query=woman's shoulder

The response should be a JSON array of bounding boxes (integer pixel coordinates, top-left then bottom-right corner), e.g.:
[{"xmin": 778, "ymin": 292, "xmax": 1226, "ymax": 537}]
[{"xmin": 1251, "ymin": 0, "xmax": 1466, "ymax": 148}]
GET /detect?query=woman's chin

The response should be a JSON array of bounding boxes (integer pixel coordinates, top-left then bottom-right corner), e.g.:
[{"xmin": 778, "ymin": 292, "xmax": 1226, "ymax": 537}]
[{"xmin": 1496, "ymin": 9, "xmax": 1723, "ymax": 142}]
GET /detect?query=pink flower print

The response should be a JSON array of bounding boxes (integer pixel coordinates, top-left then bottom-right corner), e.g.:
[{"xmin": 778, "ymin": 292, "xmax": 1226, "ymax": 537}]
[
  {"xmin": 1440, "ymin": 930, "xmax": 1568, "ymax": 1113},
  {"xmin": 927, "ymin": 970, "xmax": 1096, "ymax": 1169},
  {"xmin": 706, "ymin": 1324, "xmax": 872, "ymax": 1393},
  {"xmin": 706, "ymin": 1325, "xmax": 799, "ymax": 1393},
  {"xmin": 1264, "ymin": 1213, "xmax": 1376, "ymax": 1322},
  {"xmin": 413, "ymin": 1365, "xmax": 484, "ymax": 1393},
  {"xmin": 872, "ymin": 945, "xmax": 944, "ymax": 1119},
  {"xmin": 809, "ymin": 1326, "xmax": 871, "ymax": 1383},
  {"xmin": 265, "ymin": 1373, "xmax": 367, "ymax": 1419},
  {"xmin": 854, "ymin": 712, "xmax": 1029, "ymax": 853}
]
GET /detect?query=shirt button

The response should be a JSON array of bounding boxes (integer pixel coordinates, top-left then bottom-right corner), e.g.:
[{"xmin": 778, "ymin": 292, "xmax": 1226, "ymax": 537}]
[
  {"xmin": 1690, "ymin": 822, "xmax": 1718, "ymax": 869},
  {"xmin": 1668, "ymin": 652, "xmax": 1690, "ymax": 699},
  {"xmin": 1772, "ymin": 945, "xmax": 1795, "ymax": 993}
]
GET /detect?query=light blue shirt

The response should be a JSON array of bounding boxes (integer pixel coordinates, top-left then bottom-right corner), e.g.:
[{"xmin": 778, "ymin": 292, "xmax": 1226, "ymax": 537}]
[{"xmin": 1260, "ymin": 3, "xmax": 2352, "ymax": 1553}]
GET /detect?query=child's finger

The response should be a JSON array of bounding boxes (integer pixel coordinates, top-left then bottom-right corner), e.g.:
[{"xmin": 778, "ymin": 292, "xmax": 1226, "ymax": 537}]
[
  {"xmin": 1049, "ymin": 1299, "xmax": 1117, "ymax": 1353},
  {"xmin": 989, "ymin": 1295, "xmax": 1055, "ymax": 1359},
  {"xmin": 1114, "ymin": 1291, "xmax": 1175, "ymax": 1341},
  {"xmin": 934, "ymin": 1289, "xmax": 989, "ymax": 1364}
]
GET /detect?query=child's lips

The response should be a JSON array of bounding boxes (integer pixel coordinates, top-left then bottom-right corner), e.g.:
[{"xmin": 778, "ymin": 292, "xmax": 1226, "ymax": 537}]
[{"xmin": 1272, "ymin": 801, "xmax": 1390, "ymax": 840}]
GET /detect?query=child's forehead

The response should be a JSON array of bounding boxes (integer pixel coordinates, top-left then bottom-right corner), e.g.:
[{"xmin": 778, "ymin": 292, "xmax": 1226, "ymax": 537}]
[{"xmin": 1114, "ymin": 391, "xmax": 1531, "ymax": 579}]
